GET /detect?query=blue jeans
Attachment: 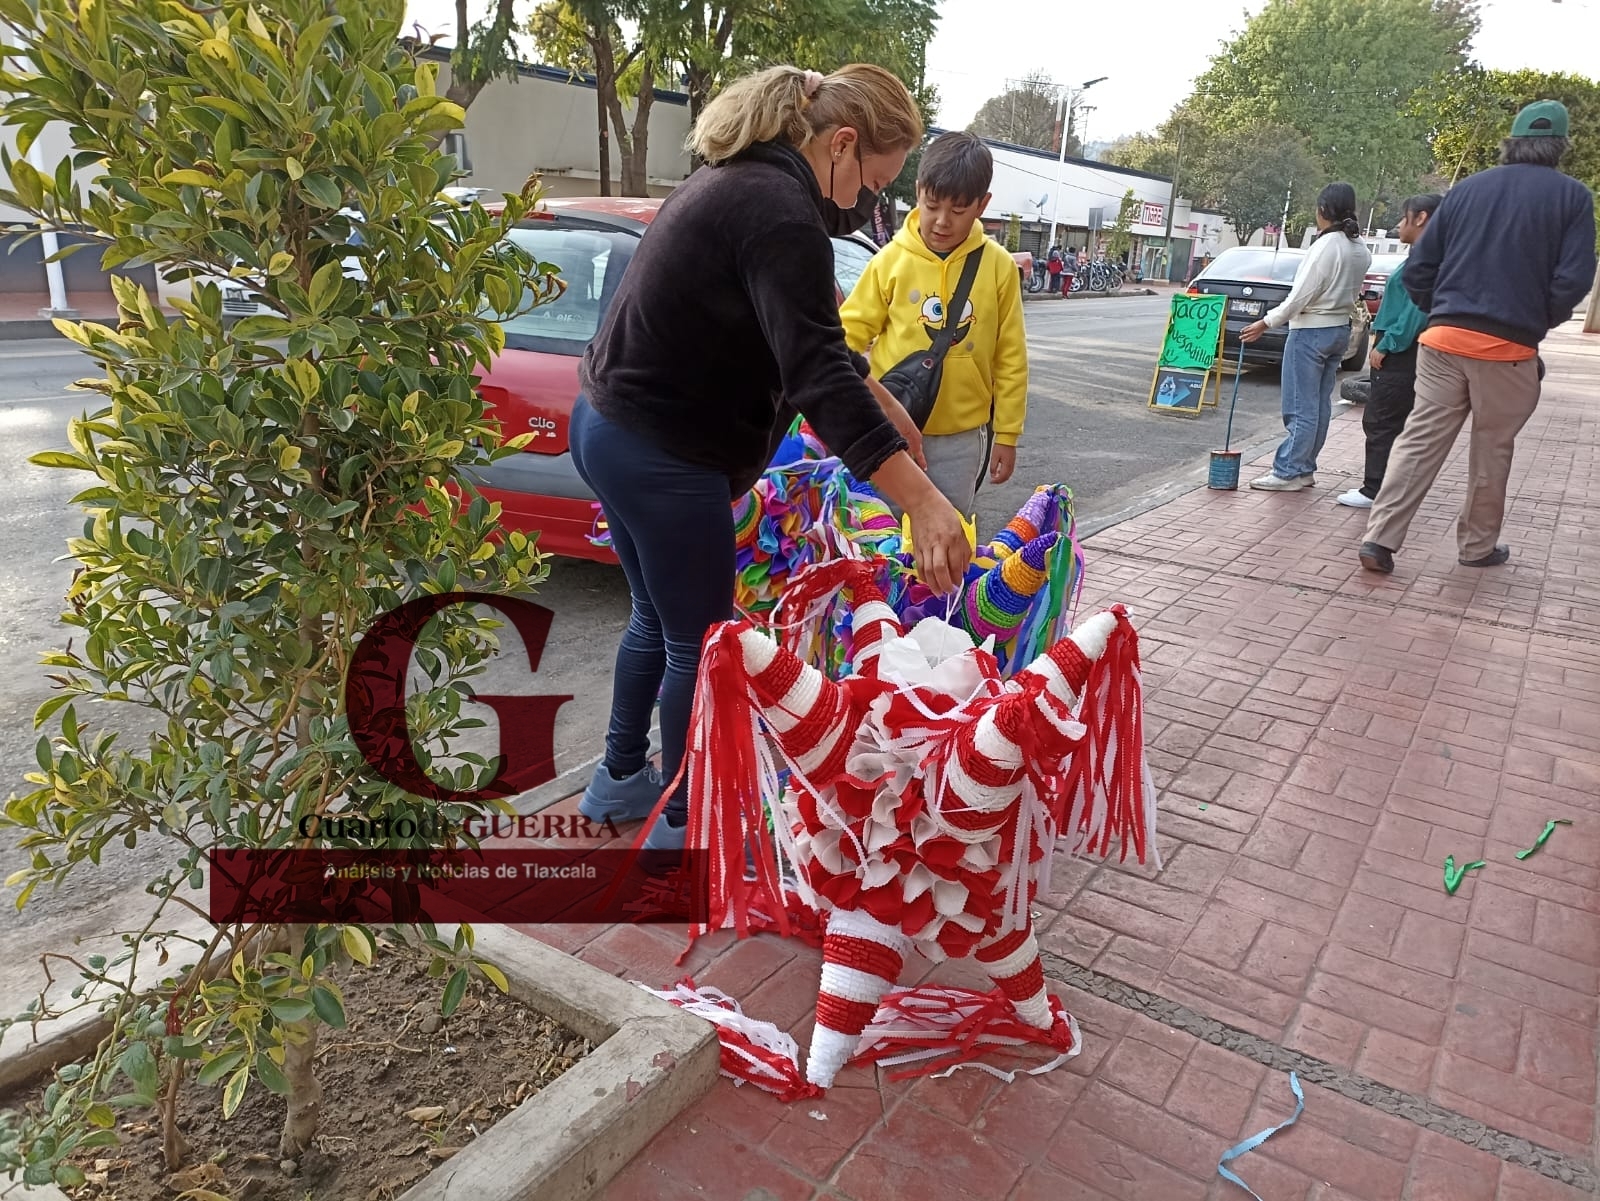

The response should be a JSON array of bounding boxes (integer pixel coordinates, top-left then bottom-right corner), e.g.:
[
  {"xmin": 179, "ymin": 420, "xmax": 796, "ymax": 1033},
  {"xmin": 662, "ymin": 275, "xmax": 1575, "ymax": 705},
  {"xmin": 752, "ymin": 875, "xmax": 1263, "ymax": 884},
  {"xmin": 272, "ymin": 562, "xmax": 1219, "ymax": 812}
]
[
  {"xmin": 569, "ymin": 397, "xmax": 734, "ymax": 823},
  {"xmin": 1272, "ymin": 324, "xmax": 1350, "ymax": 479}
]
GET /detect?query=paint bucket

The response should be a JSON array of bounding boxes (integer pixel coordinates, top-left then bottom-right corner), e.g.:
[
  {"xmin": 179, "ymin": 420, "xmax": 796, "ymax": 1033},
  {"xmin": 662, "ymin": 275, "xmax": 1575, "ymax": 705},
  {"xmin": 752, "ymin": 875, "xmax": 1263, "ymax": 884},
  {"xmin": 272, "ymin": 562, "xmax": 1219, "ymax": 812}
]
[{"xmin": 1209, "ymin": 450, "xmax": 1241, "ymax": 490}]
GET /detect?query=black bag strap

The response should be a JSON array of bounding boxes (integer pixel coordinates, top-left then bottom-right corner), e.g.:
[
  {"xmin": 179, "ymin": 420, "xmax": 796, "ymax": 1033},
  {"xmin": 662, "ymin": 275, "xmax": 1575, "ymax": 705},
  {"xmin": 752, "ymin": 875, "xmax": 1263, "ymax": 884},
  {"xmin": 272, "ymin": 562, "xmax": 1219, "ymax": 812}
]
[{"xmin": 925, "ymin": 248, "xmax": 985, "ymax": 366}]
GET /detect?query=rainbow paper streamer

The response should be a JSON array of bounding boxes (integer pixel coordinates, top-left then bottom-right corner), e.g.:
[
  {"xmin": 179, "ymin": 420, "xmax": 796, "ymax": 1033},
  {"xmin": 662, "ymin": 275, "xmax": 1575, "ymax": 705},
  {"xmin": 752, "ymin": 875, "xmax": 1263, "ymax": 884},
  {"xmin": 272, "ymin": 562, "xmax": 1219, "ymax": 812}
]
[{"xmin": 588, "ymin": 419, "xmax": 1085, "ymax": 681}]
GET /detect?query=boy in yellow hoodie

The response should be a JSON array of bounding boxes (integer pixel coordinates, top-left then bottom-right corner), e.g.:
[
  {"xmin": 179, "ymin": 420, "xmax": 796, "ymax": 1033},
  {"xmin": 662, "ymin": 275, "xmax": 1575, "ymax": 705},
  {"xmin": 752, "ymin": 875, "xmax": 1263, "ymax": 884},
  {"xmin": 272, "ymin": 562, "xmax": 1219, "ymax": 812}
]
[{"xmin": 841, "ymin": 131, "xmax": 1028, "ymax": 514}]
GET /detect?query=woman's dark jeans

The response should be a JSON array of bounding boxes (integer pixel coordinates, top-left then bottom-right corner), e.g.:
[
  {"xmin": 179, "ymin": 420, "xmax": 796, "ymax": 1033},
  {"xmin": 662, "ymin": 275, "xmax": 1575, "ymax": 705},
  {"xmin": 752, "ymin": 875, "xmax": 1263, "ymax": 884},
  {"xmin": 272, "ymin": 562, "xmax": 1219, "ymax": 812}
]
[{"xmin": 568, "ymin": 396, "xmax": 734, "ymax": 824}]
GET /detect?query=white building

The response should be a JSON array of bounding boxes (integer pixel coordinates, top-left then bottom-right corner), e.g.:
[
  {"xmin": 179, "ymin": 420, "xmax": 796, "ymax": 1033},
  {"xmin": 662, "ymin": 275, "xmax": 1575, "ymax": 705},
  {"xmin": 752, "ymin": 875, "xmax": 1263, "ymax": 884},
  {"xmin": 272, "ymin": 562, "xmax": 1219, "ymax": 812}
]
[
  {"xmin": 942, "ymin": 131, "xmax": 1234, "ymax": 282},
  {"xmin": 416, "ymin": 47, "xmax": 694, "ymax": 200}
]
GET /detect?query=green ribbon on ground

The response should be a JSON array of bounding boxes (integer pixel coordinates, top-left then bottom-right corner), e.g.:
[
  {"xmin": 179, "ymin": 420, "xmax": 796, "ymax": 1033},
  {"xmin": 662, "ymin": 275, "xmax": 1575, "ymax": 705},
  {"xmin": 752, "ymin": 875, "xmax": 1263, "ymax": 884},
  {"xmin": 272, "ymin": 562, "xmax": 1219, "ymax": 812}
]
[
  {"xmin": 1443, "ymin": 855, "xmax": 1486, "ymax": 895},
  {"xmin": 1514, "ymin": 819, "xmax": 1572, "ymax": 861}
]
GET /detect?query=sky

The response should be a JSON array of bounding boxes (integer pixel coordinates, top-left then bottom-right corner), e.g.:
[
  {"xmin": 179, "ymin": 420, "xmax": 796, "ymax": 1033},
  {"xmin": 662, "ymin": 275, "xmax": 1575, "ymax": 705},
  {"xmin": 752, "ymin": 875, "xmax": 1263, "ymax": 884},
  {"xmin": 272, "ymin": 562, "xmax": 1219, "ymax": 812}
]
[{"xmin": 403, "ymin": 0, "xmax": 1600, "ymax": 143}]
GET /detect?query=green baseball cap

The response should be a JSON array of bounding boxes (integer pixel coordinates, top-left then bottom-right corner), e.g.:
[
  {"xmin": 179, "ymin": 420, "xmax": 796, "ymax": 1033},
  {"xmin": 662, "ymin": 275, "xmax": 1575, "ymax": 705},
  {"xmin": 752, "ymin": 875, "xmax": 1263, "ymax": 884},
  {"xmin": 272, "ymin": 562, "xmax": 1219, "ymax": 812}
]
[{"xmin": 1510, "ymin": 100, "xmax": 1570, "ymax": 138}]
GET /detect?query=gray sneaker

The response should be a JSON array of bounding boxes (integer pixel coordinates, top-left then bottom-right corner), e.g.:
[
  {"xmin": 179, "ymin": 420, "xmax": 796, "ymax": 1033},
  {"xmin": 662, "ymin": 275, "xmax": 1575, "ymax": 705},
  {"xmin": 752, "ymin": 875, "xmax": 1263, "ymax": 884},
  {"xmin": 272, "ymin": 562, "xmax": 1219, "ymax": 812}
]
[
  {"xmin": 639, "ymin": 811, "xmax": 687, "ymax": 877},
  {"xmin": 579, "ymin": 762, "xmax": 666, "ymax": 824},
  {"xmin": 1250, "ymin": 473, "xmax": 1312, "ymax": 491}
]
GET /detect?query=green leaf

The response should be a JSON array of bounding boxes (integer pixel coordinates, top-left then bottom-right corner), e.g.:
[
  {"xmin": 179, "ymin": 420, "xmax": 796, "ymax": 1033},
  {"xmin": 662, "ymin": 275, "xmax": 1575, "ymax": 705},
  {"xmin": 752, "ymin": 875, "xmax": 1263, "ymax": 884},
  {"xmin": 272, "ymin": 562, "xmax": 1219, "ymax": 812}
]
[
  {"xmin": 117, "ymin": 1040, "xmax": 159, "ymax": 1099},
  {"xmin": 29, "ymin": 449, "xmax": 93, "ymax": 470},
  {"xmin": 476, "ymin": 960, "xmax": 509, "ymax": 994},
  {"xmin": 222, "ymin": 1065, "xmax": 249, "ymax": 1118},
  {"xmin": 9, "ymin": 158, "xmax": 43, "ymax": 210},
  {"xmin": 55, "ymin": 1164, "xmax": 87, "ymax": 1189},
  {"xmin": 85, "ymin": 1103, "xmax": 117, "ymax": 1128},
  {"xmin": 196, "ymin": 1048, "xmax": 246, "ymax": 1085},
  {"xmin": 310, "ymin": 985, "xmax": 346, "ymax": 1028},
  {"xmin": 308, "ymin": 260, "xmax": 343, "ymax": 315},
  {"xmin": 196, "ymin": 94, "xmax": 253, "ymax": 121},
  {"xmin": 341, "ymin": 925, "xmax": 374, "ymax": 966},
  {"xmin": 162, "ymin": 168, "xmax": 217, "ymax": 189},
  {"xmin": 268, "ymin": 997, "xmax": 314, "ymax": 1023},
  {"xmin": 255, "ymin": 1052, "xmax": 291, "ymax": 1096},
  {"xmin": 300, "ymin": 172, "xmax": 344, "ymax": 209},
  {"xmin": 440, "ymin": 967, "xmax": 468, "ymax": 1018}
]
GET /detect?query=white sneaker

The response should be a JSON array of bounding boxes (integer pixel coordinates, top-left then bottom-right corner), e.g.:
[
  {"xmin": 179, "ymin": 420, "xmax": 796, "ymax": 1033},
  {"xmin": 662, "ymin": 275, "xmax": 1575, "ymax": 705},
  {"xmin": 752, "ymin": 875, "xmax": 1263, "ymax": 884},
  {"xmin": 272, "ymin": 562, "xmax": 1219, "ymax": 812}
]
[
  {"xmin": 1250, "ymin": 473, "xmax": 1312, "ymax": 491},
  {"xmin": 1335, "ymin": 489, "xmax": 1373, "ymax": 508}
]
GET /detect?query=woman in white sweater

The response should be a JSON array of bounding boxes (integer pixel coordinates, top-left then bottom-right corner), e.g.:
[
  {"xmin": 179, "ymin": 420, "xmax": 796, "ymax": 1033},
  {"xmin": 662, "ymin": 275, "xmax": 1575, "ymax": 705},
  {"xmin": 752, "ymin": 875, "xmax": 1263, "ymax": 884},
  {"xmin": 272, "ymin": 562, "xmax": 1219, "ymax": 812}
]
[{"xmin": 1241, "ymin": 183, "xmax": 1372, "ymax": 491}]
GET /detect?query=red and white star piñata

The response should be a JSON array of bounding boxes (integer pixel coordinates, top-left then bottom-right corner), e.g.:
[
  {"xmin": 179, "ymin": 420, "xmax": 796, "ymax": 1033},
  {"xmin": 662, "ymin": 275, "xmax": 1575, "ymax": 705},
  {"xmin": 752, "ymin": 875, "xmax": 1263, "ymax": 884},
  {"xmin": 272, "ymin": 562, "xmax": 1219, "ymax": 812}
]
[{"xmin": 662, "ymin": 558, "xmax": 1156, "ymax": 1092}]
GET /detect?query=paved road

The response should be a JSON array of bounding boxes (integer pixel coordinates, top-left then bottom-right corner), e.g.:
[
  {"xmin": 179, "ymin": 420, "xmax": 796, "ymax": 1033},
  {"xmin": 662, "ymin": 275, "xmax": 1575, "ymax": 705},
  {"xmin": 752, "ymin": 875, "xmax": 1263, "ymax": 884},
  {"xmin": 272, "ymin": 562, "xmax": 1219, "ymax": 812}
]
[
  {"xmin": 0, "ymin": 305, "xmax": 1333, "ymax": 932},
  {"xmin": 988, "ymin": 294, "xmax": 1292, "ymax": 537}
]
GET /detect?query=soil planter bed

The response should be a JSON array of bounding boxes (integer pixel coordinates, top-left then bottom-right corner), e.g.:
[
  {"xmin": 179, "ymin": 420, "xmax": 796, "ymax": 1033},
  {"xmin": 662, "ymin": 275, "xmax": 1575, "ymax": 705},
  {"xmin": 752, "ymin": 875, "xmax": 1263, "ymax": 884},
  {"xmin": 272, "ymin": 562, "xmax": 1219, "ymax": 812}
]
[{"xmin": 1, "ymin": 928, "xmax": 717, "ymax": 1201}]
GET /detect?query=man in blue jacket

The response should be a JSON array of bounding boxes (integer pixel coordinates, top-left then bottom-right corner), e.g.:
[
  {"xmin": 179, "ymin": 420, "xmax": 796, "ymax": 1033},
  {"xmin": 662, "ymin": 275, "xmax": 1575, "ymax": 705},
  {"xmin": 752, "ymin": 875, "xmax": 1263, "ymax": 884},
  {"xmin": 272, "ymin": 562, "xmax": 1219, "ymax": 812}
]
[
  {"xmin": 1337, "ymin": 193, "xmax": 1441, "ymax": 510},
  {"xmin": 1358, "ymin": 101, "xmax": 1596, "ymax": 574}
]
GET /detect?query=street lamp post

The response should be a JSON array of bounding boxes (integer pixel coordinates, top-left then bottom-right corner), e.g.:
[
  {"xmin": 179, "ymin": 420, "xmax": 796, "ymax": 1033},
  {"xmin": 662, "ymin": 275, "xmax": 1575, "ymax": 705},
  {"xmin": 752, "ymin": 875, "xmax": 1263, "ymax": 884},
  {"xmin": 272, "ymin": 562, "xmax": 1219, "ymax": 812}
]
[{"xmin": 1046, "ymin": 76, "xmax": 1107, "ymax": 252}]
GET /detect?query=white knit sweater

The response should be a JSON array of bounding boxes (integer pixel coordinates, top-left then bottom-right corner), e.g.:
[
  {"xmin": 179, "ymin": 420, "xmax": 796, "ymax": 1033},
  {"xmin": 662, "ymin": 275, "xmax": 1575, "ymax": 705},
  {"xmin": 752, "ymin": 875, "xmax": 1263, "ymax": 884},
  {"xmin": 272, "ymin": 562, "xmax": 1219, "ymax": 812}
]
[{"xmin": 1264, "ymin": 233, "xmax": 1373, "ymax": 329}]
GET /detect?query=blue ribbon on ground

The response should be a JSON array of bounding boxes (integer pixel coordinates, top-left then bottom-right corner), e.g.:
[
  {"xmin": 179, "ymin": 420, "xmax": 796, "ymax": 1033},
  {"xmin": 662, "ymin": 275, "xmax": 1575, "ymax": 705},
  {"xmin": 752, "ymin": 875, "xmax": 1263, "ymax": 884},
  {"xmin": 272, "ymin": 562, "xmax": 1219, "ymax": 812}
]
[{"xmin": 1218, "ymin": 1071, "xmax": 1304, "ymax": 1200}]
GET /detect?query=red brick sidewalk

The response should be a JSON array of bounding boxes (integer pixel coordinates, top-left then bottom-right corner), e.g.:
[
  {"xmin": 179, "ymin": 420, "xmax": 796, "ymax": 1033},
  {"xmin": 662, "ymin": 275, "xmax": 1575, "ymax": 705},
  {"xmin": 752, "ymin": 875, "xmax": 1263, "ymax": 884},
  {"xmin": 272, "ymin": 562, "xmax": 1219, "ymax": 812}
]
[{"xmin": 517, "ymin": 319, "xmax": 1600, "ymax": 1201}]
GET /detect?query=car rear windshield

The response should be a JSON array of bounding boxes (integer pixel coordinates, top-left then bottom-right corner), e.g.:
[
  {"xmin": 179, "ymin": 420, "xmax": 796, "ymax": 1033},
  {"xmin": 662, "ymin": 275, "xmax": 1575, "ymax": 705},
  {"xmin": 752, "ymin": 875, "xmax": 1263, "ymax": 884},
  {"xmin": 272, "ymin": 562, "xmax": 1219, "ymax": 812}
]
[
  {"xmin": 831, "ymin": 236, "xmax": 877, "ymax": 298},
  {"xmin": 498, "ymin": 224, "xmax": 636, "ymax": 355},
  {"xmin": 1201, "ymin": 248, "xmax": 1303, "ymax": 285}
]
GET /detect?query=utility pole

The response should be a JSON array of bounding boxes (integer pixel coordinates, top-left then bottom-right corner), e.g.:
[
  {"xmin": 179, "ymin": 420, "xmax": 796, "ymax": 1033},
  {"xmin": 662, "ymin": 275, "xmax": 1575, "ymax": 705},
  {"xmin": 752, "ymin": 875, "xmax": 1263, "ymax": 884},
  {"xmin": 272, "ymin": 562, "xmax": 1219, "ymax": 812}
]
[
  {"xmin": 1366, "ymin": 164, "xmax": 1385, "ymax": 237},
  {"xmin": 1161, "ymin": 123, "xmax": 1185, "ymax": 283},
  {"xmin": 1045, "ymin": 76, "xmax": 1107, "ymax": 253},
  {"xmin": 1271, "ymin": 185, "xmax": 1292, "ymax": 262}
]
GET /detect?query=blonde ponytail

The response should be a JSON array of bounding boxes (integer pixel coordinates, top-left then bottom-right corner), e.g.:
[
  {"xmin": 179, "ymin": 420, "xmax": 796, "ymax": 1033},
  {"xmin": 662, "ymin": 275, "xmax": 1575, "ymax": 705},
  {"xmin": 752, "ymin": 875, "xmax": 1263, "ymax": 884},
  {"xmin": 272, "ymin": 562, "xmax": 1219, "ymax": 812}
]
[{"xmin": 688, "ymin": 63, "xmax": 924, "ymax": 166}]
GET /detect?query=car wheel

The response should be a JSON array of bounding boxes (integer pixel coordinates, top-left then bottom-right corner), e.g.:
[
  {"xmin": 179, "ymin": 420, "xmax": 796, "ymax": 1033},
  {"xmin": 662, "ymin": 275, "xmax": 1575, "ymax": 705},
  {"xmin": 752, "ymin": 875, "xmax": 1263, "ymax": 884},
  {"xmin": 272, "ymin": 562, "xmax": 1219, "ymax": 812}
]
[{"xmin": 1341, "ymin": 324, "xmax": 1369, "ymax": 373}]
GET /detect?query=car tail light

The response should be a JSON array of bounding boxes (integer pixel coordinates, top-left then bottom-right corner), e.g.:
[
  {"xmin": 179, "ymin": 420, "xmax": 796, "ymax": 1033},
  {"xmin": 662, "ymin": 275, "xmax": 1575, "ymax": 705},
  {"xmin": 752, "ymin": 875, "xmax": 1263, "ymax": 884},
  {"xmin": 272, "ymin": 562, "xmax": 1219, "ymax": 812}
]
[{"xmin": 1186, "ymin": 287, "xmax": 1201, "ymax": 296}]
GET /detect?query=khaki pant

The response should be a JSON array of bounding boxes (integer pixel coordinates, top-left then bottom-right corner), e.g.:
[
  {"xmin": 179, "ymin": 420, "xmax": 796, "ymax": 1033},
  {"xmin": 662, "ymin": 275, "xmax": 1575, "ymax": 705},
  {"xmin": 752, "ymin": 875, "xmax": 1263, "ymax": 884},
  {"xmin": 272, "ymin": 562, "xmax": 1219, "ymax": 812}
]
[{"xmin": 1363, "ymin": 345, "xmax": 1541, "ymax": 560}]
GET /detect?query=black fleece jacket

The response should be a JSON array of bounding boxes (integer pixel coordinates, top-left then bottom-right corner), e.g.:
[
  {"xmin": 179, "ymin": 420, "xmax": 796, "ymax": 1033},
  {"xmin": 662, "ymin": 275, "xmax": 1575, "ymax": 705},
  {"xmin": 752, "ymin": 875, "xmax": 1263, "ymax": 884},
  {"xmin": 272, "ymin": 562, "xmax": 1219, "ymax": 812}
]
[
  {"xmin": 578, "ymin": 141, "xmax": 907, "ymax": 496},
  {"xmin": 1403, "ymin": 163, "xmax": 1596, "ymax": 349}
]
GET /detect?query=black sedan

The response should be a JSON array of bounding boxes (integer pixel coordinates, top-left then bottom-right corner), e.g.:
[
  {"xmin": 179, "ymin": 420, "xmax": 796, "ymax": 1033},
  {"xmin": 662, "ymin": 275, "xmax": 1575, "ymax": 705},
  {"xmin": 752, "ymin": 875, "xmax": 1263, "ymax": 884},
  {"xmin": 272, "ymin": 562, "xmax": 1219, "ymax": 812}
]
[{"xmin": 1188, "ymin": 246, "xmax": 1373, "ymax": 371}]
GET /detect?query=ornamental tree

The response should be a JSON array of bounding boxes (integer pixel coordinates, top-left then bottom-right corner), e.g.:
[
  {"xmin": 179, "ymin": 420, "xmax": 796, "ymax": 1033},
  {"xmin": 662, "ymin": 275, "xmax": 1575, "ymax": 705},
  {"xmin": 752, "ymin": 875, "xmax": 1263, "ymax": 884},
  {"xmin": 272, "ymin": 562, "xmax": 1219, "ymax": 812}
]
[{"xmin": 0, "ymin": 0, "xmax": 558, "ymax": 1182}]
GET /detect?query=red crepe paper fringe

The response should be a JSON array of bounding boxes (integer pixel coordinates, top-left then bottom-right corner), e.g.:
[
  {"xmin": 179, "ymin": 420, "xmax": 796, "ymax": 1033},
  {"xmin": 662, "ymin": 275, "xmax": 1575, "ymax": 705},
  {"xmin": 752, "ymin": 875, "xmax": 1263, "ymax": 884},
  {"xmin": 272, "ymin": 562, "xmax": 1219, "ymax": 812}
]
[
  {"xmin": 640, "ymin": 979, "xmax": 1081, "ymax": 1101},
  {"xmin": 852, "ymin": 986, "xmax": 1081, "ymax": 1082},
  {"xmin": 1057, "ymin": 604, "xmax": 1158, "ymax": 866},
  {"xmin": 634, "ymin": 978, "xmax": 823, "ymax": 1103}
]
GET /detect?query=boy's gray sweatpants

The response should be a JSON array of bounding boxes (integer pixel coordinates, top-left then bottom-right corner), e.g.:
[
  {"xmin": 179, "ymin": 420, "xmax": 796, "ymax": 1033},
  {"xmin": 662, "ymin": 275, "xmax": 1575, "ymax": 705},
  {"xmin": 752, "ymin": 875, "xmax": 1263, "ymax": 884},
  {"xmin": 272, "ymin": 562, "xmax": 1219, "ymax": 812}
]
[{"xmin": 920, "ymin": 427, "xmax": 990, "ymax": 515}]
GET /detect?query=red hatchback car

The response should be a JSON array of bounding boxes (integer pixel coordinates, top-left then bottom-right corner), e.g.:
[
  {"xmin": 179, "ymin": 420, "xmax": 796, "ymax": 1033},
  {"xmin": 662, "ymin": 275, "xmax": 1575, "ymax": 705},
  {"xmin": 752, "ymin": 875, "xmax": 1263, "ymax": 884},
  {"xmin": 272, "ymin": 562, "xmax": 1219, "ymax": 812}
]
[{"xmin": 463, "ymin": 196, "xmax": 882, "ymax": 563}]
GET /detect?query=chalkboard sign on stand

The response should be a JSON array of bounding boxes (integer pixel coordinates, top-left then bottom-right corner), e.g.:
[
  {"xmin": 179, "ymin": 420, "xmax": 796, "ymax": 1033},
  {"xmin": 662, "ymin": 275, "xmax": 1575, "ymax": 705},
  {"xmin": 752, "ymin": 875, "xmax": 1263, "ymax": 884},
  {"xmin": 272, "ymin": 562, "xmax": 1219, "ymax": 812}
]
[{"xmin": 1148, "ymin": 294, "xmax": 1228, "ymax": 418}]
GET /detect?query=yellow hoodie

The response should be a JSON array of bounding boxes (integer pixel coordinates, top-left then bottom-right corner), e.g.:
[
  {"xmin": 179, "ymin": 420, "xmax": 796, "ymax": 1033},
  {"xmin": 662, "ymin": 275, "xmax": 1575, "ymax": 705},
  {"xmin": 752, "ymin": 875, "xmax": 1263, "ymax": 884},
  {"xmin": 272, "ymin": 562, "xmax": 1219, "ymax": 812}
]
[{"xmin": 839, "ymin": 209, "xmax": 1028, "ymax": 444}]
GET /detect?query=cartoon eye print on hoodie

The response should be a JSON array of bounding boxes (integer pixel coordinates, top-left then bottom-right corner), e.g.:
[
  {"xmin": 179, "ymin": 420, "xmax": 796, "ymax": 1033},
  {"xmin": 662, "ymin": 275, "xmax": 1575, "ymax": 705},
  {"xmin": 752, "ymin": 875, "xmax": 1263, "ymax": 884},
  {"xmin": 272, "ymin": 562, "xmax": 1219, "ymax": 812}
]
[{"xmin": 917, "ymin": 293, "xmax": 976, "ymax": 347}]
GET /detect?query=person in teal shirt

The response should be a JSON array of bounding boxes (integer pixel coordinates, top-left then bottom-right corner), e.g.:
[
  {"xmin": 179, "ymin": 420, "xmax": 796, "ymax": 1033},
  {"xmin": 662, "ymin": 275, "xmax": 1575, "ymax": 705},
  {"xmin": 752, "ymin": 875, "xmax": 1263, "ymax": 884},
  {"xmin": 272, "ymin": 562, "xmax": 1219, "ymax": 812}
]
[{"xmin": 1337, "ymin": 193, "xmax": 1441, "ymax": 508}]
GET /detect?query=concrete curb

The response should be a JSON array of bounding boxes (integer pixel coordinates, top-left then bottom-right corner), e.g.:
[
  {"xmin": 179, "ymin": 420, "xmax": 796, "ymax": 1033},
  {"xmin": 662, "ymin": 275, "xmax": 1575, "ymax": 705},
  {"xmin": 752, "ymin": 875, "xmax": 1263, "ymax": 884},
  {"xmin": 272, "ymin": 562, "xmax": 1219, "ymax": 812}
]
[
  {"xmin": 0, "ymin": 320, "xmax": 74, "ymax": 342},
  {"xmin": 0, "ymin": 914, "xmax": 219, "ymax": 1097},
  {"xmin": 1022, "ymin": 287, "xmax": 1159, "ymax": 303},
  {"xmin": 0, "ymin": 1177, "xmax": 67, "ymax": 1199},
  {"xmin": 4, "ymin": 925, "xmax": 719, "ymax": 1201},
  {"xmin": 397, "ymin": 925, "xmax": 719, "ymax": 1201}
]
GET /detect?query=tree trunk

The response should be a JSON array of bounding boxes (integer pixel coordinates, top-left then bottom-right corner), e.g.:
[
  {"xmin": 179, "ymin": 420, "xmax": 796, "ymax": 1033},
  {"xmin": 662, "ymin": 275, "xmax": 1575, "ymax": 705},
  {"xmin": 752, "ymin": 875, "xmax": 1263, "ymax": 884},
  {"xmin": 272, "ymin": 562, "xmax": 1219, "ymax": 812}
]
[
  {"xmin": 588, "ymin": 32, "xmax": 622, "ymax": 198},
  {"xmin": 620, "ymin": 64, "xmax": 655, "ymax": 197},
  {"xmin": 441, "ymin": 0, "xmax": 516, "ymax": 115},
  {"xmin": 596, "ymin": 80, "xmax": 612, "ymax": 196},
  {"xmin": 1584, "ymin": 261, "xmax": 1600, "ymax": 334},
  {"xmin": 279, "ymin": 1014, "xmax": 323, "ymax": 1158},
  {"xmin": 160, "ymin": 1061, "xmax": 190, "ymax": 1171}
]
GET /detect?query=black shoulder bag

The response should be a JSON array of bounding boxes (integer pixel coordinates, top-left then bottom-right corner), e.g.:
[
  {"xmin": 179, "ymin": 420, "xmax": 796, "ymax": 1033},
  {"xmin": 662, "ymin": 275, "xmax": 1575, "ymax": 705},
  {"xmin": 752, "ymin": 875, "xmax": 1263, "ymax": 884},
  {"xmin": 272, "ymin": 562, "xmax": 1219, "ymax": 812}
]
[{"xmin": 878, "ymin": 247, "xmax": 985, "ymax": 429}]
